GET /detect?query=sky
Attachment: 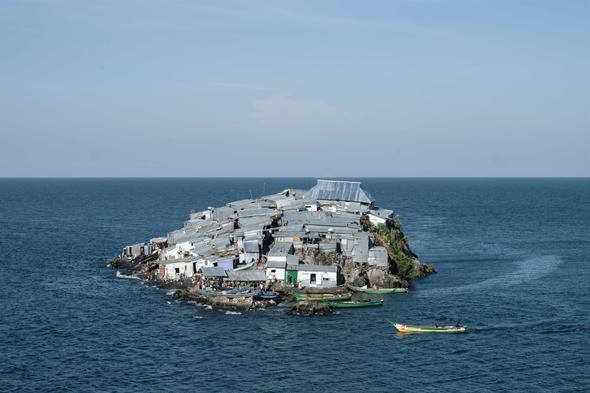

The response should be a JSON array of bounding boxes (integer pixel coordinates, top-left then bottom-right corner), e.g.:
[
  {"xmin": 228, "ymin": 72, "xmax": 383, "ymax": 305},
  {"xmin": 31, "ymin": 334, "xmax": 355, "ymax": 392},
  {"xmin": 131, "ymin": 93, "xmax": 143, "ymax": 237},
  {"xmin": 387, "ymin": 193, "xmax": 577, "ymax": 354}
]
[{"xmin": 1, "ymin": 0, "xmax": 588, "ymax": 177}]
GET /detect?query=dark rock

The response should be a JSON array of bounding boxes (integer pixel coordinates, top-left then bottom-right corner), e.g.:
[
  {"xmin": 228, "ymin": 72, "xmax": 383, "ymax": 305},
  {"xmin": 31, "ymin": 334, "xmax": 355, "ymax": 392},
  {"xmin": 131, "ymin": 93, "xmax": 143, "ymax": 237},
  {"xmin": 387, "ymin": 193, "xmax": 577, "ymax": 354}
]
[{"xmin": 290, "ymin": 301, "xmax": 334, "ymax": 315}]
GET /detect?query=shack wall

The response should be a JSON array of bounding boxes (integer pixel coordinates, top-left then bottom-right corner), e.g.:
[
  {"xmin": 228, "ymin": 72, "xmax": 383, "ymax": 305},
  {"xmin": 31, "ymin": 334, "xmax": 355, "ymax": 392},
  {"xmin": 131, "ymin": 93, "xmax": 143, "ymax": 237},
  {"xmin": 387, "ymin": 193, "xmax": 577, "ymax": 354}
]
[
  {"xmin": 266, "ymin": 267, "xmax": 286, "ymax": 281},
  {"xmin": 297, "ymin": 270, "xmax": 337, "ymax": 288}
]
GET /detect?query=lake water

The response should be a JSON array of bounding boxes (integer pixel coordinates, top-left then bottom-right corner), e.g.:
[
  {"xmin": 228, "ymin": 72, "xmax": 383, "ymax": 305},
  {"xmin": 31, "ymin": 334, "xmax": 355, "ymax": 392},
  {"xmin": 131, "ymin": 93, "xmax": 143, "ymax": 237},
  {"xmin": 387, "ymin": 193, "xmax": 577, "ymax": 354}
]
[{"xmin": 1, "ymin": 178, "xmax": 588, "ymax": 392}]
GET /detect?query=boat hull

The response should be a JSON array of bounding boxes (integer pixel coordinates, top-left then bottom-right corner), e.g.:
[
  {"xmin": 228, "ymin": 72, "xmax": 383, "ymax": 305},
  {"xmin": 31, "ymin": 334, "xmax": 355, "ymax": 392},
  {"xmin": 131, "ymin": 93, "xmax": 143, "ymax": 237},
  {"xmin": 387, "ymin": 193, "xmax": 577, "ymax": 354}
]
[
  {"xmin": 390, "ymin": 321, "xmax": 467, "ymax": 334},
  {"xmin": 292, "ymin": 292, "xmax": 352, "ymax": 301},
  {"xmin": 325, "ymin": 300, "xmax": 384, "ymax": 308},
  {"xmin": 349, "ymin": 286, "xmax": 408, "ymax": 295},
  {"xmin": 253, "ymin": 291, "xmax": 279, "ymax": 300}
]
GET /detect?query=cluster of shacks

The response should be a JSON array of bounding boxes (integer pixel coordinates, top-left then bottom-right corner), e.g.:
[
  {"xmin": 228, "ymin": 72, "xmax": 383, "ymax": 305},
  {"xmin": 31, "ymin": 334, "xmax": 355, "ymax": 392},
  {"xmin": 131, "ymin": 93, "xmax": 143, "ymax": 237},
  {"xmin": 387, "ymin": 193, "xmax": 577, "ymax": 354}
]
[{"xmin": 122, "ymin": 180, "xmax": 394, "ymax": 289}]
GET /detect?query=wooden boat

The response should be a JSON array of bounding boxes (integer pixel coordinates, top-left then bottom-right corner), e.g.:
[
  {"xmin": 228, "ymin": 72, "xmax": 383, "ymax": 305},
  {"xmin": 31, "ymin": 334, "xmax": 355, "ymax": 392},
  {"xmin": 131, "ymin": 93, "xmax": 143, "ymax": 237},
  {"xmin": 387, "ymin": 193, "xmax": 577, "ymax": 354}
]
[
  {"xmin": 389, "ymin": 321, "xmax": 467, "ymax": 334},
  {"xmin": 292, "ymin": 291, "xmax": 352, "ymax": 301},
  {"xmin": 349, "ymin": 285, "xmax": 408, "ymax": 294},
  {"xmin": 253, "ymin": 291, "xmax": 279, "ymax": 300},
  {"xmin": 325, "ymin": 299, "xmax": 384, "ymax": 308}
]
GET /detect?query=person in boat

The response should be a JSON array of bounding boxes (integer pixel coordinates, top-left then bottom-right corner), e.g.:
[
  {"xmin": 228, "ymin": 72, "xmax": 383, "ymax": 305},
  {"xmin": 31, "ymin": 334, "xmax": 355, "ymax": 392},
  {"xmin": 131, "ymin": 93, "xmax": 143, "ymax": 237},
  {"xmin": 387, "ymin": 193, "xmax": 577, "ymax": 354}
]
[{"xmin": 455, "ymin": 322, "xmax": 462, "ymax": 328}]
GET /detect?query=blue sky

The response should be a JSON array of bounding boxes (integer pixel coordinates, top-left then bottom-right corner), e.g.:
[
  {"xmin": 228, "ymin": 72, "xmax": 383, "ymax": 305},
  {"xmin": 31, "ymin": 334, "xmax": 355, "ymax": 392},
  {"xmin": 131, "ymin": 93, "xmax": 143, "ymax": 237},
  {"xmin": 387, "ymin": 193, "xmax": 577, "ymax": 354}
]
[{"xmin": 1, "ymin": 0, "xmax": 588, "ymax": 176}]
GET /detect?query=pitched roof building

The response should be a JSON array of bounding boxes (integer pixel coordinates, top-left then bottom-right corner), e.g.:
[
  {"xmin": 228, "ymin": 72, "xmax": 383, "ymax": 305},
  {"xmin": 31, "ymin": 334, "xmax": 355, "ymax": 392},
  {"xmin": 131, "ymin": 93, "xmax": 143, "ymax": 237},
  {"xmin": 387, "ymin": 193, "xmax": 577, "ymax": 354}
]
[{"xmin": 304, "ymin": 179, "xmax": 374, "ymax": 204}]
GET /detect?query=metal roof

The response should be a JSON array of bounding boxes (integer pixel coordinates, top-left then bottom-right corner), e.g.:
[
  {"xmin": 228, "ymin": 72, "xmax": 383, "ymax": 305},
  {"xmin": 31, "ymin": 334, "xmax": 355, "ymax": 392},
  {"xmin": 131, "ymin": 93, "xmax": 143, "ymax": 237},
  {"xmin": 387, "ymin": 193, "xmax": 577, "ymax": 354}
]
[
  {"xmin": 266, "ymin": 260, "xmax": 286, "ymax": 268},
  {"xmin": 237, "ymin": 208, "xmax": 277, "ymax": 218},
  {"xmin": 368, "ymin": 246, "xmax": 389, "ymax": 266},
  {"xmin": 282, "ymin": 211, "xmax": 359, "ymax": 227},
  {"xmin": 304, "ymin": 179, "xmax": 374, "ymax": 204},
  {"xmin": 160, "ymin": 258, "xmax": 194, "ymax": 265},
  {"xmin": 369, "ymin": 208, "xmax": 394, "ymax": 219},
  {"xmin": 226, "ymin": 198, "xmax": 258, "ymax": 208},
  {"xmin": 201, "ymin": 267, "xmax": 228, "ymax": 277},
  {"xmin": 352, "ymin": 232, "xmax": 369, "ymax": 263},
  {"xmin": 286, "ymin": 254, "xmax": 300, "ymax": 265},
  {"xmin": 287, "ymin": 264, "xmax": 338, "ymax": 272},
  {"xmin": 267, "ymin": 241, "xmax": 294, "ymax": 256},
  {"xmin": 225, "ymin": 270, "xmax": 266, "ymax": 281},
  {"xmin": 243, "ymin": 239, "xmax": 259, "ymax": 253},
  {"xmin": 273, "ymin": 229, "xmax": 307, "ymax": 239}
]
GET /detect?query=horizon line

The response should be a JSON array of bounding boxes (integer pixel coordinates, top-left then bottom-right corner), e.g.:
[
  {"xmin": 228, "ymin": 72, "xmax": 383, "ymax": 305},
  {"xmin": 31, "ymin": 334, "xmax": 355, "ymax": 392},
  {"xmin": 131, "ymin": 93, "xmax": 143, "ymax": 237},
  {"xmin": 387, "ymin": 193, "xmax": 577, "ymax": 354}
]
[{"xmin": 1, "ymin": 176, "xmax": 588, "ymax": 180}]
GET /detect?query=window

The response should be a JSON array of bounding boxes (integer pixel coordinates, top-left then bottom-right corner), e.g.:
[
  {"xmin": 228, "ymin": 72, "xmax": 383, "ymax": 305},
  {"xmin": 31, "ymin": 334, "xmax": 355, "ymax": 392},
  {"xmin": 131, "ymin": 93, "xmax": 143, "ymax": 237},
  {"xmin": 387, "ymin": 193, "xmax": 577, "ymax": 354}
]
[
  {"xmin": 310, "ymin": 273, "xmax": 316, "ymax": 283},
  {"xmin": 175, "ymin": 268, "xmax": 180, "ymax": 274},
  {"xmin": 271, "ymin": 269, "xmax": 276, "ymax": 273}
]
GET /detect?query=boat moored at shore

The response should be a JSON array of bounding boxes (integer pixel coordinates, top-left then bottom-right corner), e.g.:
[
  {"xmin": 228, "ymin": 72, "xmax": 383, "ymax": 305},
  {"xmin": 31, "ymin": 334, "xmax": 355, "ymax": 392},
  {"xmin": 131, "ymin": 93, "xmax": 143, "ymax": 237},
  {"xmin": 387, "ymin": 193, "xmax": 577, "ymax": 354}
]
[
  {"xmin": 325, "ymin": 299, "xmax": 384, "ymax": 308},
  {"xmin": 348, "ymin": 285, "xmax": 408, "ymax": 294},
  {"xmin": 292, "ymin": 291, "xmax": 352, "ymax": 302}
]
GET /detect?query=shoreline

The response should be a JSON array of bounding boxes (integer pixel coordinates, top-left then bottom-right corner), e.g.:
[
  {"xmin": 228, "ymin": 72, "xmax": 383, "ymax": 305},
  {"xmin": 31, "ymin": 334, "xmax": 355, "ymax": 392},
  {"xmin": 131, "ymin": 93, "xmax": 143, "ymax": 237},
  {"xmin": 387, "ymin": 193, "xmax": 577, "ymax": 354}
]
[{"xmin": 109, "ymin": 179, "xmax": 434, "ymax": 314}]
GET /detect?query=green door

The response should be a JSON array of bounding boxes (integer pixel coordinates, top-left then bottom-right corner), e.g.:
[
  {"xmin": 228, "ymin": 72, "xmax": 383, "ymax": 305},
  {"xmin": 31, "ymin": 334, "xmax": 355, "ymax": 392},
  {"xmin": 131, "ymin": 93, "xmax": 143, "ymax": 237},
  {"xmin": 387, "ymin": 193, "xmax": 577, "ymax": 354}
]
[{"xmin": 286, "ymin": 270, "xmax": 298, "ymax": 284}]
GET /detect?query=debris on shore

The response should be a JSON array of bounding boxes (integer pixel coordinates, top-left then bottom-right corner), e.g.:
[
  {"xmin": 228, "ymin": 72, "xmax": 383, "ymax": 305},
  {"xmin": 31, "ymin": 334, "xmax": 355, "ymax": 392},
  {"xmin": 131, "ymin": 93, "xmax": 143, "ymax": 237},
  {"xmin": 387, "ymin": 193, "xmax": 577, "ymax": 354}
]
[{"xmin": 110, "ymin": 179, "xmax": 434, "ymax": 312}]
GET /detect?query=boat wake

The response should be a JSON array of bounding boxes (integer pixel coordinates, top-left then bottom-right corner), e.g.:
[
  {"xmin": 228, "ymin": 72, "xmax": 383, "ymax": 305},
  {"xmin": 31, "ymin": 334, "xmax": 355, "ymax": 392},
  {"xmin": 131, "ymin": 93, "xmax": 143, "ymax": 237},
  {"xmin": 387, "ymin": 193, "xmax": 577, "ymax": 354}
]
[
  {"xmin": 225, "ymin": 311, "xmax": 242, "ymax": 315},
  {"xmin": 418, "ymin": 255, "xmax": 562, "ymax": 297},
  {"xmin": 466, "ymin": 320, "xmax": 590, "ymax": 335}
]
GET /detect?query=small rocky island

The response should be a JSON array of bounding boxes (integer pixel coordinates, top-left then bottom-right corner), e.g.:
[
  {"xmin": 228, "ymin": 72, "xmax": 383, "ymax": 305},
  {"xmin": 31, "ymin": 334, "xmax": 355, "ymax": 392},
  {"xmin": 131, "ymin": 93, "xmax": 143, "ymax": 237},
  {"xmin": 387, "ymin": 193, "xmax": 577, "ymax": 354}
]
[{"xmin": 110, "ymin": 180, "xmax": 434, "ymax": 314}]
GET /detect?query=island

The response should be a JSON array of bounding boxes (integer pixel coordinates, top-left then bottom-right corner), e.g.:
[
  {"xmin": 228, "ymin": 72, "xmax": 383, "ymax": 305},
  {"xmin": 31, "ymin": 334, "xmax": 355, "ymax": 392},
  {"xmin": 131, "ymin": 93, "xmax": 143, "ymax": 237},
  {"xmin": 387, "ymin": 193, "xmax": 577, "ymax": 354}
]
[{"xmin": 109, "ymin": 179, "xmax": 434, "ymax": 314}]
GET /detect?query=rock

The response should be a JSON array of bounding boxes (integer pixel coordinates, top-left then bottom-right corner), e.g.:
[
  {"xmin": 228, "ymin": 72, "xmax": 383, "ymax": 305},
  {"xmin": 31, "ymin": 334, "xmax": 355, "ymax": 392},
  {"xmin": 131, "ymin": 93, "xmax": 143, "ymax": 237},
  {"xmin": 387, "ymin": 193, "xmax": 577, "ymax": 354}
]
[
  {"xmin": 366, "ymin": 269, "xmax": 408, "ymax": 288},
  {"xmin": 290, "ymin": 301, "xmax": 334, "ymax": 315},
  {"xmin": 172, "ymin": 289, "xmax": 253, "ymax": 311},
  {"xmin": 172, "ymin": 288, "xmax": 196, "ymax": 301}
]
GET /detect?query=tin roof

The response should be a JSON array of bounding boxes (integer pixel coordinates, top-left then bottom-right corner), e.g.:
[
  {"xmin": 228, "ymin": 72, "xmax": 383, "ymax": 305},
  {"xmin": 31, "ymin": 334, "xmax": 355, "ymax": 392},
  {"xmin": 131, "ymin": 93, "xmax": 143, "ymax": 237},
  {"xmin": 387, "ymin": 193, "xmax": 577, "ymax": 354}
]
[
  {"xmin": 368, "ymin": 246, "xmax": 389, "ymax": 266},
  {"xmin": 226, "ymin": 270, "xmax": 266, "ymax": 281},
  {"xmin": 304, "ymin": 180, "xmax": 374, "ymax": 204},
  {"xmin": 287, "ymin": 264, "xmax": 338, "ymax": 272},
  {"xmin": 266, "ymin": 260, "xmax": 286, "ymax": 269},
  {"xmin": 369, "ymin": 208, "xmax": 394, "ymax": 219},
  {"xmin": 267, "ymin": 241, "xmax": 294, "ymax": 256},
  {"xmin": 201, "ymin": 267, "xmax": 228, "ymax": 277}
]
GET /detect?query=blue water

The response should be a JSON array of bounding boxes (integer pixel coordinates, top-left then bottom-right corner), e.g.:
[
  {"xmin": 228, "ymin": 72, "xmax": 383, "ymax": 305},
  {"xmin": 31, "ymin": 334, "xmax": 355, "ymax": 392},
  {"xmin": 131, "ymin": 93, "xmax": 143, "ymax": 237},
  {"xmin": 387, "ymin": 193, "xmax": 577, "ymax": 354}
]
[{"xmin": 1, "ymin": 178, "xmax": 589, "ymax": 392}]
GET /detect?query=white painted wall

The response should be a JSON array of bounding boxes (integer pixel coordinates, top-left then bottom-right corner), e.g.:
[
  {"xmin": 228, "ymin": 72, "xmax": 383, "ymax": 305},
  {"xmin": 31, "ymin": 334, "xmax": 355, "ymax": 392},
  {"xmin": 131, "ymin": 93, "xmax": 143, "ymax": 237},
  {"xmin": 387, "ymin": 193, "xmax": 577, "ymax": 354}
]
[
  {"xmin": 163, "ymin": 262, "xmax": 187, "ymax": 279},
  {"xmin": 164, "ymin": 241, "xmax": 195, "ymax": 260},
  {"xmin": 163, "ymin": 260, "xmax": 202, "ymax": 280},
  {"xmin": 266, "ymin": 267, "xmax": 286, "ymax": 281},
  {"xmin": 297, "ymin": 270, "xmax": 337, "ymax": 288}
]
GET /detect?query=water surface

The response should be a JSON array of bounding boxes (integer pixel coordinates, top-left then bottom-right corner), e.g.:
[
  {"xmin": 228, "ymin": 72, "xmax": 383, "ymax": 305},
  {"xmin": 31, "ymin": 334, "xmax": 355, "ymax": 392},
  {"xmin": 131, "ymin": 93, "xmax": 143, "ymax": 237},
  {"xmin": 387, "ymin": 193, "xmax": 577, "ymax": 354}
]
[{"xmin": 1, "ymin": 178, "xmax": 588, "ymax": 392}]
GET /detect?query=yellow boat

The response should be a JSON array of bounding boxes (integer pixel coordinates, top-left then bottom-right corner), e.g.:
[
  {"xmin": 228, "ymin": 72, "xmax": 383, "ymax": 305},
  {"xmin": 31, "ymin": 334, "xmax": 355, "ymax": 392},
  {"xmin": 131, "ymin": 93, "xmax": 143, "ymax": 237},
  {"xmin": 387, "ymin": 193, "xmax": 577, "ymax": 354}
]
[{"xmin": 389, "ymin": 321, "xmax": 467, "ymax": 333}]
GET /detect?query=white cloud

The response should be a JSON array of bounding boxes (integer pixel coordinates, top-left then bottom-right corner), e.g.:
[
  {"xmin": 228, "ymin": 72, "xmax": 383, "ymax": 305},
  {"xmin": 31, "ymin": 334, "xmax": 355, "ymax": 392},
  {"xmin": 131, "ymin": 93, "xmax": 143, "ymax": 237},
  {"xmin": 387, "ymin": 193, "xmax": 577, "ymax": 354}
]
[{"xmin": 252, "ymin": 95, "xmax": 343, "ymax": 130}]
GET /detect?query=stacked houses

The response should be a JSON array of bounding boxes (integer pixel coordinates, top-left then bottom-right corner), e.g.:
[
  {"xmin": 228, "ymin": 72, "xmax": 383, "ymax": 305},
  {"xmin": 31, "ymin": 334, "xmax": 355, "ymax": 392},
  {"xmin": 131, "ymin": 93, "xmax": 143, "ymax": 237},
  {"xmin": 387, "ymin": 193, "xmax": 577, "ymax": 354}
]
[{"xmin": 123, "ymin": 180, "xmax": 394, "ymax": 288}]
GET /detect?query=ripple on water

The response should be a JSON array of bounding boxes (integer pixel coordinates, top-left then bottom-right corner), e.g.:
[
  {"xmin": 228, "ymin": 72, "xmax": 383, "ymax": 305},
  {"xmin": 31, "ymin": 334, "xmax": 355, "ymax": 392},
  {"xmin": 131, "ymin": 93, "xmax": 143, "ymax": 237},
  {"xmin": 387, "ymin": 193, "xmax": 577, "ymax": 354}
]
[
  {"xmin": 417, "ymin": 255, "xmax": 562, "ymax": 297},
  {"xmin": 2, "ymin": 179, "xmax": 589, "ymax": 393}
]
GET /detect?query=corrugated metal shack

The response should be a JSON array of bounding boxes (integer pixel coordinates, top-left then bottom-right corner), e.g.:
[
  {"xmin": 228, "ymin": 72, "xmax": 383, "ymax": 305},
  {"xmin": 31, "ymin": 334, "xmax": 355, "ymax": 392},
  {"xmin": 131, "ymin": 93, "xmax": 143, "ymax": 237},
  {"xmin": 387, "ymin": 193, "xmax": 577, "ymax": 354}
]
[{"xmin": 127, "ymin": 179, "xmax": 395, "ymax": 283}]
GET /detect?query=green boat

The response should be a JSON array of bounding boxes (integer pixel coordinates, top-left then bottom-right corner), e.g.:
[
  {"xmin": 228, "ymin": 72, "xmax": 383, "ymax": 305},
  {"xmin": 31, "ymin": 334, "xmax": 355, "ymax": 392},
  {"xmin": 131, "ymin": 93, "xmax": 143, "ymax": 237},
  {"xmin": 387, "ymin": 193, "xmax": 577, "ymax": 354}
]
[
  {"xmin": 325, "ymin": 299, "xmax": 384, "ymax": 308},
  {"xmin": 349, "ymin": 286, "xmax": 408, "ymax": 295},
  {"xmin": 292, "ymin": 291, "xmax": 352, "ymax": 301}
]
